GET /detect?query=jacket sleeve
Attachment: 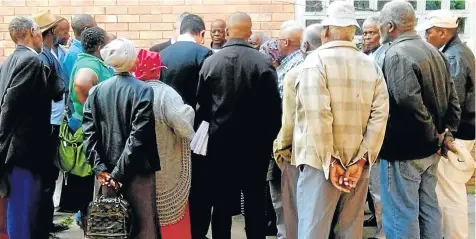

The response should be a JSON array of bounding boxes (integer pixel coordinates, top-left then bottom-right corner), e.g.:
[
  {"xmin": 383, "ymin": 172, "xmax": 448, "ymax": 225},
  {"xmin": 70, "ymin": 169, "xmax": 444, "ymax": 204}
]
[
  {"xmin": 463, "ymin": 58, "xmax": 475, "ymax": 120},
  {"xmin": 352, "ymin": 66, "xmax": 390, "ymax": 166},
  {"xmin": 111, "ymin": 87, "xmax": 158, "ymax": 182},
  {"xmin": 82, "ymin": 91, "xmax": 108, "ymax": 175},
  {"xmin": 163, "ymin": 88, "xmax": 195, "ymax": 140},
  {"xmin": 259, "ymin": 65, "xmax": 282, "ymax": 144},
  {"xmin": 0, "ymin": 57, "xmax": 44, "ymax": 159},
  {"xmin": 196, "ymin": 63, "xmax": 212, "ymax": 125},
  {"xmin": 38, "ymin": 53, "xmax": 65, "ymax": 102}
]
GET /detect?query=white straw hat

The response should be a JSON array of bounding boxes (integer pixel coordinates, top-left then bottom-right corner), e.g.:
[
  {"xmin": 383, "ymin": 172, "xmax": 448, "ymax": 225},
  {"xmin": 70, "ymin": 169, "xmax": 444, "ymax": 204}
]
[
  {"xmin": 321, "ymin": 1, "xmax": 361, "ymax": 29},
  {"xmin": 440, "ymin": 141, "xmax": 475, "ymax": 184}
]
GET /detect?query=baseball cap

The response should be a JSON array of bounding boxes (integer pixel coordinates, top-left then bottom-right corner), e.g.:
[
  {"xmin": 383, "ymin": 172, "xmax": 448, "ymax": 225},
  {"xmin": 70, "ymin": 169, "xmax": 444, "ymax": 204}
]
[
  {"xmin": 416, "ymin": 10, "xmax": 458, "ymax": 32},
  {"xmin": 321, "ymin": 1, "xmax": 361, "ymax": 29}
]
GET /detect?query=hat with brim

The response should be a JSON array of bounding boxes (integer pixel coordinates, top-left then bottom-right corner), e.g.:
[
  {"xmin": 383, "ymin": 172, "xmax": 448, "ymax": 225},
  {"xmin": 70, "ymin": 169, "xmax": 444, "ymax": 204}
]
[
  {"xmin": 321, "ymin": 1, "xmax": 361, "ymax": 29},
  {"xmin": 440, "ymin": 141, "xmax": 475, "ymax": 184},
  {"xmin": 31, "ymin": 10, "xmax": 64, "ymax": 33},
  {"xmin": 416, "ymin": 10, "xmax": 458, "ymax": 32}
]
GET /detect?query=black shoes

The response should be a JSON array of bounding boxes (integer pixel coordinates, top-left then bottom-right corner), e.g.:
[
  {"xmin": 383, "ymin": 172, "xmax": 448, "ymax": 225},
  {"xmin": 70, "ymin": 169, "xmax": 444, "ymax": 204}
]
[{"xmin": 364, "ymin": 215, "xmax": 377, "ymax": 227}]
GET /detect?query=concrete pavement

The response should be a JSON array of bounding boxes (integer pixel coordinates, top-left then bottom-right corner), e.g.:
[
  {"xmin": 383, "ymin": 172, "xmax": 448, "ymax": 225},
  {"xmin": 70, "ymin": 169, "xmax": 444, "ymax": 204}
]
[{"xmin": 54, "ymin": 195, "xmax": 476, "ymax": 239}]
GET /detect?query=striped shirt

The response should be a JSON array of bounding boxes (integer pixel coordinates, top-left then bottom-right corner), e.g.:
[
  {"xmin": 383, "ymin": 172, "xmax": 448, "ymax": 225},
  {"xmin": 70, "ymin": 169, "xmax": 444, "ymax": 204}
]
[{"xmin": 294, "ymin": 41, "xmax": 389, "ymax": 179}]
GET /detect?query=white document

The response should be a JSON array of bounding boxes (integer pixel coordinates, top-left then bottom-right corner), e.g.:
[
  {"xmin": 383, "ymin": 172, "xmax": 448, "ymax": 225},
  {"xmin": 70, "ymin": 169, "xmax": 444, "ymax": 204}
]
[{"xmin": 191, "ymin": 121, "xmax": 209, "ymax": 156}]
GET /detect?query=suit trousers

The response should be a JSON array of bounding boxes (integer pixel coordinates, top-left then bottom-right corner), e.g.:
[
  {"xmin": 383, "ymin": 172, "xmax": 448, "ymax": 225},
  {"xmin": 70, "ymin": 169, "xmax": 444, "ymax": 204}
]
[
  {"xmin": 436, "ymin": 139, "xmax": 474, "ymax": 239},
  {"xmin": 296, "ymin": 165, "xmax": 369, "ymax": 239},
  {"xmin": 281, "ymin": 161, "xmax": 299, "ymax": 239},
  {"xmin": 7, "ymin": 167, "xmax": 43, "ymax": 239}
]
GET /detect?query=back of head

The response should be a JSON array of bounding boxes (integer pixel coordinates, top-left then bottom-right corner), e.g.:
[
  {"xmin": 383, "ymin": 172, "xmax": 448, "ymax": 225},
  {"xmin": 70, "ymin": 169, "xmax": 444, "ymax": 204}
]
[
  {"xmin": 9, "ymin": 16, "xmax": 37, "ymax": 44},
  {"xmin": 180, "ymin": 14, "xmax": 205, "ymax": 36},
  {"xmin": 72, "ymin": 14, "xmax": 97, "ymax": 40},
  {"xmin": 227, "ymin": 12, "xmax": 252, "ymax": 40},
  {"xmin": 175, "ymin": 12, "xmax": 191, "ymax": 35},
  {"xmin": 281, "ymin": 20, "xmax": 297, "ymax": 30},
  {"xmin": 302, "ymin": 24, "xmax": 323, "ymax": 51},
  {"xmin": 100, "ymin": 38, "xmax": 137, "ymax": 73},
  {"xmin": 81, "ymin": 26, "xmax": 107, "ymax": 55},
  {"xmin": 380, "ymin": 0, "xmax": 416, "ymax": 33}
]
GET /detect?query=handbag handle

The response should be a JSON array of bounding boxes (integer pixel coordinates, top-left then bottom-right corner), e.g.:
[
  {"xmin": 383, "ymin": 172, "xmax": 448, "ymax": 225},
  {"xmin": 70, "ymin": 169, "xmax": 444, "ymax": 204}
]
[{"xmin": 96, "ymin": 177, "xmax": 122, "ymax": 200}]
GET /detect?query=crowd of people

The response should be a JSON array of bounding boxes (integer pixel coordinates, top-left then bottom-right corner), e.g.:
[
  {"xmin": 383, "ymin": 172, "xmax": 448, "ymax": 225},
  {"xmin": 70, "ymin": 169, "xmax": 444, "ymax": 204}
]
[{"xmin": 0, "ymin": 0, "xmax": 474, "ymax": 239}]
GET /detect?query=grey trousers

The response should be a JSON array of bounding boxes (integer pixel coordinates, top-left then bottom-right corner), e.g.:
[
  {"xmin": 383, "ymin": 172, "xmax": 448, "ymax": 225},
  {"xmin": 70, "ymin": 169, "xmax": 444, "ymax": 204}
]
[
  {"xmin": 281, "ymin": 161, "xmax": 299, "ymax": 239},
  {"xmin": 368, "ymin": 160, "xmax": 385, "ymax": 238},
  {"xmin": 296, "ymin": 165, "xmax": 369, "ymax": 239}
]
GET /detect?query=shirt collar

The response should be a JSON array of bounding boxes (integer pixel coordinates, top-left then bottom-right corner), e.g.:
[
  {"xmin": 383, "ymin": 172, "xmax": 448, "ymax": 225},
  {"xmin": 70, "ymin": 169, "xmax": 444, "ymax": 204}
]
[
  {"xmin": 177, "ymin": 33, "xmax": 196, "ymax": 43},
  {"xmin": 21, "ymin": 45, "xmax": 38, "ymax": 55},
  {"xmin": 280, "ymin": 50, "xmax": 304, "ymax": 68},
  {"xmin": 317, "ymin": 40, "xmax": 359, "ymax": 51}
]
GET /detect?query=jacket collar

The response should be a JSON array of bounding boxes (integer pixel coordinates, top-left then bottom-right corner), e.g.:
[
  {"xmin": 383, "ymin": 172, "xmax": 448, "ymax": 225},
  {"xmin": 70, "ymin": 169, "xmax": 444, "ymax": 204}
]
[
  {"xmin": 442, "ymin": 35, "xmax": 462, "ymax": 53},
  {"xmin": 16, "ymin": 44, "xmax": 38, "ymax": 55},
  {"xmin": 317, "ymin": 40, "xmax": 358, "ymax": 51},
  {"xmin": 223, "ymin": 38, "xmax": 254, "ymax": 49},
  {"xmin": 390, "ymin": 31, "xmax": 420, "ymax": 46}
]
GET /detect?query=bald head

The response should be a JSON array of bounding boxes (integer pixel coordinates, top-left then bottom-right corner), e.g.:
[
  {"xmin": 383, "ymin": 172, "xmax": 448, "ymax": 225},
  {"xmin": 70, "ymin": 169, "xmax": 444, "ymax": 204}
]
[
  {"xmin": 301, "ymin": 24, "xmax": 323, "ymax": 53},
  {"xmin": 71, "ymin": 14, "xmax": 96, "ymax": 40},
  {"xmin": 249, "ymin": 32, "xmax": 269, "ymax": 50},
  {"xmin": 278, "ymin": 24, "xmax": 304, "ymax": 56},
  {"xmin": 227, "ymin": 12, "xmax": 252, "ymax": 40},
  {"xmin": 211, "ymin": 19, "xmax": 226, "ymax": 47}
]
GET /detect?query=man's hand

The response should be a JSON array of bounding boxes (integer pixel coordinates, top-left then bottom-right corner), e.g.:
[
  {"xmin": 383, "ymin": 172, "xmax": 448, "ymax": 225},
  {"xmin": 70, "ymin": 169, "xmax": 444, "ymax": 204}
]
[
  {"xmin": 441, "ymin": 134, "xmax": 457, "ymax": 157},
  {"xmin": 343, "ymin": 158, "xmax": 367, "ymax": 189},
  {"xmin": 329, "ymin": 158, "xmax": 350, "ymax": 193},
  {"xmin": 97, "ymin": 172, "xmax": 122, "ymax": 189}
]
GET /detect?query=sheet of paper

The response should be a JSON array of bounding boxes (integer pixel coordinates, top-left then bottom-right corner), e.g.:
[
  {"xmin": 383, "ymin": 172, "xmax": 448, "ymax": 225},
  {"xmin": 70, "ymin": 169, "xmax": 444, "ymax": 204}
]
[{"xmin": 191, "ymin": 121, "xmax": 209, "ymax": 156}]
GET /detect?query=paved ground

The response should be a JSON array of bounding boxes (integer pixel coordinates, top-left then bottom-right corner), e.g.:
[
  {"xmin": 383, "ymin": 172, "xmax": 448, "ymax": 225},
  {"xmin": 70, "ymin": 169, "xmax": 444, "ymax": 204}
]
[{"xmin": 54, "ymin": 195, "xmax": 476, "ymax": 239}]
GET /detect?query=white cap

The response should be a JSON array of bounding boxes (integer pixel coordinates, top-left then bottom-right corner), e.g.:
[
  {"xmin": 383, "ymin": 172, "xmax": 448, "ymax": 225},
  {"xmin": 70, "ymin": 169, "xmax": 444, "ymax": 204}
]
[
  {"xmin": 321, "ymin": 1, "xmax": 360, "ymax": 29},
  {"xmin": 416, "ymin": 10, "xmax": 458, "ymax": 32},
  {"xmin": 440, "ymin": 140, "xmax": 475, "ymax": 184}
]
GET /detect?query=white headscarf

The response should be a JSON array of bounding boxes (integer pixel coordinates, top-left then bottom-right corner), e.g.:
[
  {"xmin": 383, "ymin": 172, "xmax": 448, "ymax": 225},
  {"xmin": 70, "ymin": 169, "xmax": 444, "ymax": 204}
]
[{"xmin": 100, "ymin": 38, "xmax": 137, "ymax": 73}]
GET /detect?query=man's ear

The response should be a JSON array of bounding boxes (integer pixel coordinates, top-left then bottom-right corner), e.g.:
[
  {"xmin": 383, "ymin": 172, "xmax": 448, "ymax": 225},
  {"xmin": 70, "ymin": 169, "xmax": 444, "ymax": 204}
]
[
  {"xmin": 225, "ymin": 28, "xmax": 230, "ymax": 37},
  {"xmin": 388, "ymin": 21, "xmax": 395, "ymax": 33}
]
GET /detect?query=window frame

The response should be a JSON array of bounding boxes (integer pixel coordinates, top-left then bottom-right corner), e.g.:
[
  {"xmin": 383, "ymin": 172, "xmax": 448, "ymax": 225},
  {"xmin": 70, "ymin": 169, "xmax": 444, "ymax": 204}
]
[{"xmin": 295, "ymin": 0, "xmax": 473, "ymax": 41}]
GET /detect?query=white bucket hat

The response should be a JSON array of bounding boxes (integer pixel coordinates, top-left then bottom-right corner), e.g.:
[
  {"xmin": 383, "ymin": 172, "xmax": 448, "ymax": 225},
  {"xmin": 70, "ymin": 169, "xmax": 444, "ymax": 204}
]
[
  {"xmin": 321, "ymin": 1, "xmax": 361, "ymax": 29},
  {"xmin": 416, "ymin": 10, "xmax": 458, "ymax": 32},
  {"xmin": 440, "ymin": 141, "xmax": 475, "ymax": 184}
]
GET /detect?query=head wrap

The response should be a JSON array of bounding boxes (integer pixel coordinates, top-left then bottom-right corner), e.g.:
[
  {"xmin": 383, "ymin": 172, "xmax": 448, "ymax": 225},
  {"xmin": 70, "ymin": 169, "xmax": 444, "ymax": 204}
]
[
  {"xmin": 100, "ymin": 38, "xmax": 137, "ymax": 73},
  {"xmin": 259, "ymin": 39, "xmax": 281, "ymax": 63},
  {"xmin": 134, "ymin": 49, "xmax": 166, "ymax": 81}
]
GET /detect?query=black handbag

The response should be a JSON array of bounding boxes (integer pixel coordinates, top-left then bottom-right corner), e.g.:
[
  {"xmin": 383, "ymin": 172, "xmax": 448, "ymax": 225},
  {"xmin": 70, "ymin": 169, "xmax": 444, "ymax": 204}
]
[{"xmin": 86, "ymin": 184, "xmax": 133, "ymax": 239}]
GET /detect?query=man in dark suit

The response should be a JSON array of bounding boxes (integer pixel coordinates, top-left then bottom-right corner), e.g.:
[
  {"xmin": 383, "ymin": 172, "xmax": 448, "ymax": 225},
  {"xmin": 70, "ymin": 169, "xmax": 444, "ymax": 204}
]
[
  {"xmin": 0, "ymin": 16, "xmax": 53, "ymax": 239},
  {"xmin": 159, "ymin": 14, "xmax": 213, "ymax": 110},
  {"xmin": 196, "ymin": 12, "xmax": 282, "ymax": 239},
  {"xmin": 150, "ymin": 12, "xmax": 190, "ymax": 53}
]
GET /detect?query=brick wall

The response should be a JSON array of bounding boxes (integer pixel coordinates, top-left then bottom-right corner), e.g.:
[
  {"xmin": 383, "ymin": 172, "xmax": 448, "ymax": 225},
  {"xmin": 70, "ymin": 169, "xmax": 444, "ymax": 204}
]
[{"xmin": 0, "ymin": 0, "xmax": 295, "ymax": 62}]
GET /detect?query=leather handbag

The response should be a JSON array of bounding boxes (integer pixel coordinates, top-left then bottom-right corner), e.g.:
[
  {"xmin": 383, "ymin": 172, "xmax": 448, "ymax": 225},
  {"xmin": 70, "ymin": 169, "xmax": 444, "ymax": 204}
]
[{"xmin": 86, "ymin": 184, "xmax": 133, "ymax": 239}]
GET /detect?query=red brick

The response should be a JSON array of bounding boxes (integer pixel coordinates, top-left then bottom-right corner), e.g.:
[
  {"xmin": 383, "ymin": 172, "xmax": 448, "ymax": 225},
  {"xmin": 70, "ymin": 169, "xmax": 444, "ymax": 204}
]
[
  {"xmin": 97, "ymin": 23, "xmax": 105, "ymax": 29},
  {"xmin": 0, "ymin": 48, "xmax": 3, "ymax": 56},
  {"xmin": 185, "ymin": 0, "xmax": 202, "ymax": 4},
  {"xmin": 172, "ymin": 5, "xmax": 192, "ymax": 14},
  {"xmin": 105, "ymin": 23, "xmax": 128, "ymax": 31},
  {"xmin": 161, "ymin": 0, "xmax": 185, "ymax": 5},
  {"xmin": 260, "ymin": 5, "xmax": 283, "ymax": 12},
  {"xmin": 150, "ymin": 22, "xmax": 174, "ymax": 31},
  {"xmin": 0, "ymin": 24, "xmax": 8, "ymax": 32},
  {"xmin": 250, "ymin": 0, "xmax": 272, "ymax": 3},
  {"xmin": 37, "ymin": 7, "xmax": 61, "ymax": 14},
  {"xmin": 3, "ymin": 16, "xmax": 15, "ymax": 24},
  {"xmin": 128, "ymin": 6, "xmax": 151, "ymax": 14},
  {"xmin": 4, "ymin": 48, "xmax": 15, "ymax": 56},
  {"xmin": 140, "ymin": 15, "xmax": 161, "ymax": 22},
  {"xmin": 161, "ymin": 30, "xmax": 174, "ymax": 39},
  {"xmin": 25, "ymin": 0, "xmax": 48, "ymax": 6},
  {"xmin": 118, "ymin": 15, "xmax": 140, "ymax": 22},
  {"xmin": 271, "ymin": 12, "xmax": 293, "ymax": 21},
  {"xmin": 14, "ymin": 7, "xmax": 38, "ymax": 15},
  {"xmin": 139, "ymin": 0, "xmax": 162, "ymax": 5},
  {"xmin": 95, "ymin": 15, "xmax": 118, "ymax": 23},
  {"xmin": 1, "ymin": 40, "xmax": 16, "ymax": 48},
  {"xmin": 161, "ymin": 14, "xmax": 177, "ymax": 23},
  {"xmin": 106, "ymin": 6, "xmax": 128, "ymax": 14},
  {"xmin": 202, "ymin": 14, "xmax": 227, "ymax": 22},
  {"xmin": 236, "ymin": 5, "xmax": 259, "ymax": 13},
  {"xmin": 49, "ymin": 0, "xmax": 71, "ymax": 6},
  {"xmin": 0, "ymin": 7, "xmax": 14, "ymax": 15},
  {"xmin": 128, "ymin": 23, "xmax": 151, "ymax": 30},
  {"xmin": 94, "ymin": 0, "xmax": 117, "ymax": 6},
  {"xmin": 203, "ymin": 0, "xmax": 222, "ymax": 4},
  {"xmin": 271, "ymin": 29, "xmax": 280, "ymax": 38},
  {"xmin": 3, "ymin": 0, "xmax": 26, "ymax": 7},
  {"xmin": 82, "ymin": 6, "xmax": 106, "ymax": 14},
  {"xmin": 71, "ymin": 0, "xmax": 94, "ymax": 6},
  {"xmin": 249, "ymin": 13, "xmax": 272, "ymax": 22},
  {"xmin": 226, "ymin": 0, "xmax": 249, "ymax": 4},
  {"xmin": 140, "ymin": 31, "xmax": 162, "ymax": 39},
  {"xmin": 150, "ymin": 6, "xmax": 173, "ymax": 14},
  {"xmin": 283, "ymin": 4, "xmax": 294, "ymax": 12},
  {"xmin": 260, "ymin": 21, "xmax": 282, "ymax": 30},
  {"xmin": 60, "ymin": 7, "xmax": 83, "ymax": 14},
  {"xmin": 116, "ymin": 0, "xmax": 139, "ymax": 5},
  {"xmin": 117, "ymin": 31, "xmax": 140, "ymax": 39}
]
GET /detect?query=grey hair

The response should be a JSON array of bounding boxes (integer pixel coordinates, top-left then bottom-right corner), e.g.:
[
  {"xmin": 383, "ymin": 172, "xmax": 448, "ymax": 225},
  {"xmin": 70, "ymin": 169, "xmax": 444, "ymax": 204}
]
[
  {"xmin": 176, "ymin": 12, "xmax": 191, "ymax": 27},
  {"xmin": 9, "ymin": 16, "xmax": 39, "ymax": 43},
  {"xmin": 302, "ymin": 24, "xmax": 323, "ymax": 50},
  {"xmin": 71, "ymin": 14, "xmax": 96, "ymax": 39},
  {"xmin": 327, "ymin": 25, "xmax": 356, "ymax": 41},
  {"xmin": 281, "ymin": 20, "xmax": 297, "ymax": 30},
  {"xmin": 379, "ymin": 0, "xmax": 416, "ymax": 32},
  {"xmin": 251, "ymin": 32, "xmax": 270, "ymax": 43},
  {"xmin": 363, "ymin": 16, "xmax": 380, "ymax": 26}
]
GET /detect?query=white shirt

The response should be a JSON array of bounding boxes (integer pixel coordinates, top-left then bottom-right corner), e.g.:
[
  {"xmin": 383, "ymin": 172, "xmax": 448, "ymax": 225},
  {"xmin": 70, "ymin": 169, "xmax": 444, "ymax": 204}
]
[
  {"xmin": 176, "ymin": 33, "xmax": 196, "ymax": 43},
  {"xmin": 24, "ymin": 45, "xmax": 38, "ymax": 55}
]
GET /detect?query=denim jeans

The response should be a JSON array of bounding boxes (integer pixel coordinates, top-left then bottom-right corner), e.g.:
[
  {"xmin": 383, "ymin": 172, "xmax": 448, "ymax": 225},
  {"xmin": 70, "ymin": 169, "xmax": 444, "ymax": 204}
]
[{"xmin": 380, "ymin": 154, "xmax": 442, "ymax": 239}]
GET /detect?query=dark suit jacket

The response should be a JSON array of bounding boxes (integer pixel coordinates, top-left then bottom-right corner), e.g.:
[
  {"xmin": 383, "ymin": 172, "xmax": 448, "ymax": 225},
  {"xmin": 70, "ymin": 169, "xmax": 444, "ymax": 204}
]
[
  {"xmin": 197, "ymin": 39, "xmax": 282, "ymax": 168},
  {"xmin": 150, "ymin": 39, "xmax": 172, "ymax": 53},
  {"xmin": 0, "ymin": 46, "xmax": 51, "ymax": 173},
  {"xmin": 160, "ymin": 41, "xmax": 213, "ymax": 111}
]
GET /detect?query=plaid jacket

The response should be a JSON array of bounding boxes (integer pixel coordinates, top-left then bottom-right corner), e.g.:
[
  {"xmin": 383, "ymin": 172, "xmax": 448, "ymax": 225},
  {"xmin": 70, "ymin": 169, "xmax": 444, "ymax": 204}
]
[{"xmin": 294, "ymin": 41, "xmax": 389, "ymax": 179}]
